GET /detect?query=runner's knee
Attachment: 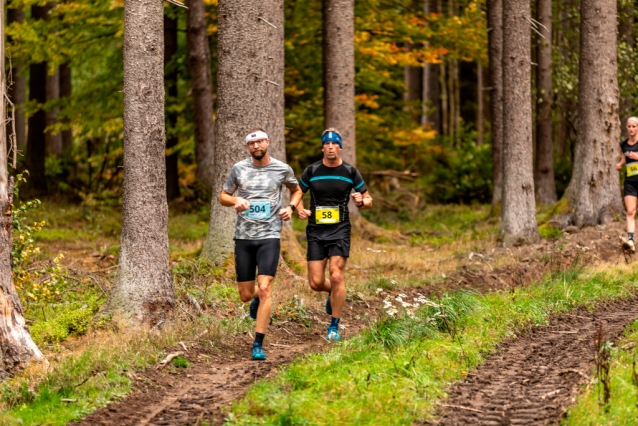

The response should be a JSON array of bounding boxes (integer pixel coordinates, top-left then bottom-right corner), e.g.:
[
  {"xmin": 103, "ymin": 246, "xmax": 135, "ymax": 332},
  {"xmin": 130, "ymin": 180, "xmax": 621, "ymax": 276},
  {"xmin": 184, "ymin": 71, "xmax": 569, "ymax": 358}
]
[
  {"xmin": 329, "ymin": 271, "xmax": 344, "ymax": 287},
  {"xmin": 629, "ymin": 207, "xmax": 636, "ymax": 218},
  {"xmin": 239, "ymin": 291, "xmax": 254, "ymax": 303}
]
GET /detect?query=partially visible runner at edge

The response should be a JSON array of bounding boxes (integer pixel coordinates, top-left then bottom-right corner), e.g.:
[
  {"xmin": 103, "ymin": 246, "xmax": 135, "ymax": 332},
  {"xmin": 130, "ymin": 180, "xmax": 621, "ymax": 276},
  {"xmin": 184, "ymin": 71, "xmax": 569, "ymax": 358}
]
[
  {"xmin": 617, "ymin": 116, "xmax": 638, "ymax": 252},
  {"xmin": 297, "ymin": 128, "xmax": 373, "ymax": 341},
  {"xmin": 220, "ymin": 128, "xmax": 303, "ymax": 360}
]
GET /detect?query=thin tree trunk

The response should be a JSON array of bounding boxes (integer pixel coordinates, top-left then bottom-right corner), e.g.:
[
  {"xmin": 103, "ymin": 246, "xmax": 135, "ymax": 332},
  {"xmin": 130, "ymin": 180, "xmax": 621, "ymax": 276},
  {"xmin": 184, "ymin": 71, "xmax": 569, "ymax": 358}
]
[
  {"xmin": 107, "ymin": 0, "xmax": 175, "ymax": 326},
  {"xmin": 534, "ymin": 0, "xmax": 556, "ymax": 205},
  {"xmin": 0, "ymin": 0, "xmax": 44, "ymax": 378},
  {"xmin": 619, "ymin": 0, "xmax": 634, "ymax": 138},
  {"xmin": 25, "ymin": 5, "xmax": 49, "ymax": 196},
  {"xmin": 553, "ymin": 0, "xmax": 622, "ymax": 227},
  {"xmin": 6, "ymin": 5, "xmax": 25, "ymax": 153},
  {"xmin": 164, "ymin": 15, "xmax": 180, "ymax": 201},
  {"xmin": 453, "ymin": 59, "xmax": 461, "ymax": 143},
  {"xmin": 201, "ymin": 0, "xmax": 285, "ymax": 263},
  {"xmin": 477, "ymin": 63, "xmax": 484, "ymax": 146},
  {"xmin": 323, "ymin": 0, "xmax": 360, "ymax": 219},
  {"xmin": 487, "ymin": 0, "xmax": 504, "ymax": 208},
  {"xmin": 500, "ymin": 0, "xmax": 540, "ymax": 246},
  {"xmin": 403, "ymin": 43, "xmax": 423, "ymax": 124},
  {"xmin": 59, "ymin": 62, "xmax": 72, "ymax": 153},
  {"xmin": 46, "ymin": 67, "xmax": 62, "ymax": 157},
  {"xmin": 440, "ymin": 60, "xmax": 449, "ymax": 136},
  {"xmin": 186, "ymin": 0, "xmax": 215, "ymax": 189}
]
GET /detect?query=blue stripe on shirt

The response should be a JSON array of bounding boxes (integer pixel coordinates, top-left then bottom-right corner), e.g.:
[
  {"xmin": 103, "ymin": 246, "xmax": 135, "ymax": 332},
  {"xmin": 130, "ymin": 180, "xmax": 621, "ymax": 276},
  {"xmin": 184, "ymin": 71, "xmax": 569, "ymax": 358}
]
[
  {"xmin": 309, "ymin": 176, "xmax": 354, "ymax": 184},
  {"xmin": 354, "ymin": 180, "xmax": 365, "ymax": 190},
  {"xmin": 300, "ymin": 178, "xmax": 309, "ymax": 188}
]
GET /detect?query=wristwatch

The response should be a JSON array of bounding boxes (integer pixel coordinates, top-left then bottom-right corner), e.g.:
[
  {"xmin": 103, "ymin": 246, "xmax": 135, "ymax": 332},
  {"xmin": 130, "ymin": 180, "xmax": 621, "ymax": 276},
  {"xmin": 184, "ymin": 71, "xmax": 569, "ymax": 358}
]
[
  {"xmin": 356, "ymin": 200, "xmax": 364, "ymax": 207},
  {"xmin": 288, "ymin": 204, "xmax": 297, "ymax": 212}
]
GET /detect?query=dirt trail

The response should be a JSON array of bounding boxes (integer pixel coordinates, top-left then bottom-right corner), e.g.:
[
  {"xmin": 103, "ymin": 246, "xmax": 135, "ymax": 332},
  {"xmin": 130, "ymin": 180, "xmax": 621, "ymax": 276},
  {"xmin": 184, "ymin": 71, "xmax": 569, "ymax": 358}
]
[{"xmin": 431, "ymin": 297, "xmax": 638, "ymax": 426}]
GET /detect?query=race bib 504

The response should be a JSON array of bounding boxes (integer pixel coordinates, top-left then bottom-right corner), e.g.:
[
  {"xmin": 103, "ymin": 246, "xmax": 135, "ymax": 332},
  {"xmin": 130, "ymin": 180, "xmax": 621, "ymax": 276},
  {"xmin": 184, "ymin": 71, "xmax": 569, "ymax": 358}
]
[
  {"xmin": 315, "ymin": 206, "xmax": 339, "ymax": 224},
  {"xmin": 628, "ymin": 163, "xmax": 638, "ymax": 177},
  {"xmin": 245, "ymin": 201, "xmax": 270, "ymax": 220}
]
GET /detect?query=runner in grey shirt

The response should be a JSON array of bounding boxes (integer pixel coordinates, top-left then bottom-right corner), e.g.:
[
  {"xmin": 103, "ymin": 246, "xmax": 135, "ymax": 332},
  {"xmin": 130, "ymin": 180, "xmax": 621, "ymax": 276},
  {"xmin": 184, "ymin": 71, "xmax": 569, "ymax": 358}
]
[{"xmin": 220, "ymin": 128, "xmax": 302, "ymax": 360}]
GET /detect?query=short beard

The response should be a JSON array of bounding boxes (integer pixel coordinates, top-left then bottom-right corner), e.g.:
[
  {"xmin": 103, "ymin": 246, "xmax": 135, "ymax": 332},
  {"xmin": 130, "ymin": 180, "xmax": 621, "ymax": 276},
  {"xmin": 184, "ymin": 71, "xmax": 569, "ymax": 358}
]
[{"xmin": 251, "ymin": 149, "xmax": 266, "ymax": 160}]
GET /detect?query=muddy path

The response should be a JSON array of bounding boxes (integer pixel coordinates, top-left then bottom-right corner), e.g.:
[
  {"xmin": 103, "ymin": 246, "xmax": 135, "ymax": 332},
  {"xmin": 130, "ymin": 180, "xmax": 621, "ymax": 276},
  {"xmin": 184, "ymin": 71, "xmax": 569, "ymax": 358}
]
[{"xmin": 430, "ymin": 297, "xmax": 638, "ymax": 426}]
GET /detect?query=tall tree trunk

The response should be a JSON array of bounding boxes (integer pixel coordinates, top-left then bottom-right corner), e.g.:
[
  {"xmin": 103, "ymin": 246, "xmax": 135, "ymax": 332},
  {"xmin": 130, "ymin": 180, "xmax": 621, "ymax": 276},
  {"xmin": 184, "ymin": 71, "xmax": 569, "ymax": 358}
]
[
  {"xmin": 164, "ymin": 15, "xmax": 180, "ymax": 201},
  {"xmin": 534, "ymin": 0, "xmax": 556, "ymax": 205},
  {"xmin": 440, "ymin": 60, "xmax": 449, "ymax": 136},
  {"xmin": 59, "ymin": 62, "xmax": 72, "ymax": 153},
  {"xmin": 6, "ymin": 5, "xmax": 25, "ymax": 154},
  {"xmin": 619, "ymin": 0, "xmax": 634, "ymax": 138},
  {"xmin": 403, "ymin": 45, "xmax": 423, "ymax": 124},
  {"xmin": 553, "ymin": 0, "xmax": 622, "ymax": 227},
  {"xmin": 46, "ymin": 66, "xmax": 62, "ymax": 157},
  {"xmin": 422, "ymin": 0, "xmax": 442, "ymax": 132},
  {"xmin": 25, "ymin": 5, "xmax": 49, "ymax": 196},
  {"xmin": 107, "ymin": 0, "xmax": 175, "ymax": 325},
  {"xmin": 323, "ymin": 0, "xmax": 360, "ymax": 219},
  {"xmin": 487, "ymin": 0, "xmax": 504, "ymax": 208},
  {"xmin": 477, "ymin": 63, "xmax": 484, "ymax": 146},
  {"xmin": 500, "ymin": 0, "xmax": 540, "ymax": 246},
  {"xmin": 201, "ymin": 0, "xmax": 285, "ymax": 263},
  {"xmin": 0, "ymin": 0, "xmax": 45, "ymax": 378},
  {"xmin": 186, "ymin": 0, "xmax": 215, "ymax": 189}
]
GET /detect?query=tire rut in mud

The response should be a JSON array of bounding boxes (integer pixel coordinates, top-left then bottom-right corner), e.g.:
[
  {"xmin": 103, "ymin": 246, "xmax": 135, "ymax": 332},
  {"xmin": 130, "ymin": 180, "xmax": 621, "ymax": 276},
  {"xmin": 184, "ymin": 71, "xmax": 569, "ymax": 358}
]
[{"xmin": 430, "ymin": 297, "xmax": 638, "ymax": 426}]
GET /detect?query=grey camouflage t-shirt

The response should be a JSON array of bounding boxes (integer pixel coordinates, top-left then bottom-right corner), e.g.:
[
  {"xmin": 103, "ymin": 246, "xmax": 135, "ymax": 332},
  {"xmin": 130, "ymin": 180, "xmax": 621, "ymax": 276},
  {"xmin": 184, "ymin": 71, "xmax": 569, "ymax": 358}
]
[{"xmin": 223, "ymin": 157, "xmax": 299, "ymax": 240}]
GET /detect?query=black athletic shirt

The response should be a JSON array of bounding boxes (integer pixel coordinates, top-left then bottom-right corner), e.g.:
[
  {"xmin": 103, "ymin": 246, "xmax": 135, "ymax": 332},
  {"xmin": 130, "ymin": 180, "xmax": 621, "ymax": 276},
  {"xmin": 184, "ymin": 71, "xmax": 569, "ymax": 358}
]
[
  {"xmin": 621, "ymin": 139, "xmax": 638, "ymax": 183},
  {"xmin": 300, "ymin": 161, "xmax": 367, "ymax": 240}
]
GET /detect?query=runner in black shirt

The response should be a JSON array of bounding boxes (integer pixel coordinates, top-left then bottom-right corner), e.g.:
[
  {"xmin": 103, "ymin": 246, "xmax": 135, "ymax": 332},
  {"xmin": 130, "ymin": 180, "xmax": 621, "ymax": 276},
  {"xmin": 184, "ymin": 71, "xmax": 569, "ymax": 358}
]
[
  {"xmin": 616, "ymin": 117, "xmax": 638, "ymax": 252},
  {"xmin": 298, "ymin": 128, "xmax": 373, "ymax": 341}
]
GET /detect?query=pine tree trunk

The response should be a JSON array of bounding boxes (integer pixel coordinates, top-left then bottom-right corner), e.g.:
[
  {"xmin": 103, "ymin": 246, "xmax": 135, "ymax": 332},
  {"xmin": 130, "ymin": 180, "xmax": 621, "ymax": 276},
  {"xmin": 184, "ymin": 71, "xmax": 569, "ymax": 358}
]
[
  {"xmin": 107, "ymin": 0, "xmax": 175, "ymax": 326},
  {"xmin": 553, "ymin": 0, "xmax": 622, "ymax": 227},
  {"xmin": 440, "ymin": 60, "xmax": 449, "ymax": 136},
  {"xmin": 0, "ymin": 0, "xmax": 44, "ymax": 378},
  {"xmin": 25, "ymin": 5, "xmax": 49, "ymax": 196},
  {"xmin": 422, "ymin": 0, "xmax": 442, "ymax": 132},
  {"xmin": 534, "ymin": 0, "xmax": 556, "ymax": 205},
  {"xmin": 487, "ymin": 0, "xmax": 503, "ymax": 208},
  {"xmin": 186, "ymin": 0, "xmax": 215, "ymax": 189},
  {"xmin": 59, "ymin": 63, "xmax": 72, "ymax": 153},
  {"xmin": 46, "ymin": 66, "xmax": 62, "ymax": 157},
  {"xmin": 201, "ymin": 0, "xmax": 285, "ymax": 263},
  {"xmin": 500, "ymin": 0, "xmax": 540, "ymax": 246},
  {"xmin": 6, "ymin": 5, "xmax": 25, "ymax": 153},
  {"xmin": 164, "ymin": 15, "xmax": 180, "ymax": 201},
  {"xmin": 323, "ymin": 0, "xmax": 359, "ymax": 218},
  {"xmin": 619, "ymin": 0, "xmax": 634, "ymax": 138},
  {"xmin": 403, "ymin": 43, "xmax": 423, "ymax": 124}
]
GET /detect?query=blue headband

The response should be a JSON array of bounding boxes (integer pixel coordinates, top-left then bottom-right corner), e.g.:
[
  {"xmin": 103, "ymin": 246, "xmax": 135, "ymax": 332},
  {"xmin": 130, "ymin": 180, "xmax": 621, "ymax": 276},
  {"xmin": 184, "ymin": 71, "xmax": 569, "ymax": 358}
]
[{"xmin": 322, "ymin": 131, "xmax": 343, "ymax": 148}]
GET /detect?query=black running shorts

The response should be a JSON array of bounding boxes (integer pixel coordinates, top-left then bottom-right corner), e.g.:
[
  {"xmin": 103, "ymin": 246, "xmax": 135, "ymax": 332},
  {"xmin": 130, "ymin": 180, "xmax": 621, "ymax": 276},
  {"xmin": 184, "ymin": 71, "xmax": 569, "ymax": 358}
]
[
  {"xmin": 306, "ymin": 238, "xmax": 351, "ymax": 261},
  {"xmin": 625, "ymin": 181, "xmax": 638, "ymax": 197},
  {"xmin": 234, "ymin": 238, "xmax": 280, "ymax": 282}
]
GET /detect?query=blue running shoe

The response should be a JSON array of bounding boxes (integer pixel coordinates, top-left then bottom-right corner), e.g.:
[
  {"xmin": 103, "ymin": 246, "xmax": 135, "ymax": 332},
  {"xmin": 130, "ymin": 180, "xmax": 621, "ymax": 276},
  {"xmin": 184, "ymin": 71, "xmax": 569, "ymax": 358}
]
[
  {"xmin": 325, "ymin": 294, "xmax": 332, "ymax": 315},
  {"xmin": 249, "ymin": 297, "xmax": 259, "ymax": 320},
  {"xmin": 326, "ymin": 325, "xmax": 340, "ymax": 341},
  {"xmin": 252, "ymin": 342, "xmax": 267, "ymax": 360}
]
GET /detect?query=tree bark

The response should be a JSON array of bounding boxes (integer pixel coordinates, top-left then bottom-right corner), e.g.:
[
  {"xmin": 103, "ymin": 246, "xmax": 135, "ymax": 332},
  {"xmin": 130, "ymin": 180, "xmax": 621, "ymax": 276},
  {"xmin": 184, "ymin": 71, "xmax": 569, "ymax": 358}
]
[
  {"xmin": 500, "ymin": 0, "xmax": 540, "ymax": 246},
  {"xmin": 422, "ymin": 0, "xmax": 441, "ymax": 132},
  {"xmin": 59, "ymin": 62, "xmax": 72, "ymax": 153},
  {"xmin": 107, "ymin": 0, "xmax": 175, "ymax": 326},
  {"xmin": 6, "ymin": 5, "xmax": 25, "ymax": 154},
  {"xmin": 403, "ymin": 44, "xmax": 423, "ymax": 124},
  {"xmin": 618, "ymin": 0, "xmax": 634, "ymax": 138},
  {"xmin": 46, "ymin": 66, "xmax": 62, "ymax": 157},
  {"xmin": 553, "ymin": 0, "xmax": 622, "ymax": 227},
  {"xmin": 201, "ymin": 0, "xmax": 285, "ymax": 263},
  {"xmin": 534, "ymin": 0, "xmax": 556, "ymax": 205},
  {"xmin": 487, "ymin": 0, "xmax": 504, "ymax": 208},
  {"xmin": 0, "ymin": 0, "xmax": 45, "ymax": 378},
  {"xmin": 25, "ymin": 5, "xmax": 49, "ymax": 196},
  {"xmin": 165, "ymin": 15, "xmax": 180, "ymax": 201},
  {"xmin": 186, "ymin": 0, "xmax": 215, "ymax": 189},
  {"xmin": 323, "ymin": 0, "xmax": 359, "ymax": 218}
]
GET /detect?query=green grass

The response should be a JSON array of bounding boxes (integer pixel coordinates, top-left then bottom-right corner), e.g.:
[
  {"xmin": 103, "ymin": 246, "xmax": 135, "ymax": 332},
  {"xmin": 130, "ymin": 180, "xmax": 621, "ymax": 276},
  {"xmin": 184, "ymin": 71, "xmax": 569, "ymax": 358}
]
[
  {"xmin": 563, "ymin": 320, "xmax": 638, "ymax": 425},
  {"xmin": 229, "ymin": 267, "xmax": 638, "ymax": 425}
]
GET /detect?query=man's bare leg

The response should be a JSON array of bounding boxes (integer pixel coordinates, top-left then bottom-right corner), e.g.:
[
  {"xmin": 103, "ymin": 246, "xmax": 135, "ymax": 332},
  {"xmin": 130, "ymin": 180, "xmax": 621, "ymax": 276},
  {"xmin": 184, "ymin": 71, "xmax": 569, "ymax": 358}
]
[
  {"xmin": 255, "ymin": 275, "xmax": 273, "ymax": 334},
  {"xmin": 327, "ymin": 256, "xmax": 347, "ymax": 318}
]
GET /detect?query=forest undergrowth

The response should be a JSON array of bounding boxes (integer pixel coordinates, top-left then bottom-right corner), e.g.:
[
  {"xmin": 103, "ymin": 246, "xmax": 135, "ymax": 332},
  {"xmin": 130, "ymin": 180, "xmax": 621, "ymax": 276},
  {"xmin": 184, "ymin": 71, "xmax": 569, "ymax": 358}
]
[{"xmin": 0, "ymin": 199, "xmax": 628, "ymax": 425}]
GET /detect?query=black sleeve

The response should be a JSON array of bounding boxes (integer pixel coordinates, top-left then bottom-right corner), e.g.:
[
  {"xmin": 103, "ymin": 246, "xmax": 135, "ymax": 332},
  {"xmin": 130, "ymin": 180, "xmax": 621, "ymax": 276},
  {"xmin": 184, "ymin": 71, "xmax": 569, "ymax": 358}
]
[
  {"xmin": 300, "ymin": 167, "xmax": 311, "ymax": 193},
  {"xmin": 352, "ymin": 168, "xmax": 367, "ymax": 193}
]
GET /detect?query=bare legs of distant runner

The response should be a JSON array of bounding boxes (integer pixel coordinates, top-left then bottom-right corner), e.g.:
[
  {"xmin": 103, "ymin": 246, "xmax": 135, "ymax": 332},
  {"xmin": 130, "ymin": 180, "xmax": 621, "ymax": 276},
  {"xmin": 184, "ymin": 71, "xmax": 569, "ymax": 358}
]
[
  {"xmin": 624, "ymin": 195, "xmax": 637, "ymax": 252},
  {"xmin": 308, "ymin": 256, "xmax": 347, "ymax": 319},
  {"xmin": 238, "ymin": 275, "xmax": 273, "ymax": 333}
]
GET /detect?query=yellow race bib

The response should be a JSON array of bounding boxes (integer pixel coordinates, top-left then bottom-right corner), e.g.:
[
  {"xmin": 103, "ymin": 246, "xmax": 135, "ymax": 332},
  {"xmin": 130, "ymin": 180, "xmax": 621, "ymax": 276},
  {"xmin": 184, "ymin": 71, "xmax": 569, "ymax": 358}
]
[
  {"xmin": 315, "ymin": 206, "xmax": 340, "ymax": 224},
  {"xmin": 628, "ymin": 163, "xmax": 638, "ymax": 177}
]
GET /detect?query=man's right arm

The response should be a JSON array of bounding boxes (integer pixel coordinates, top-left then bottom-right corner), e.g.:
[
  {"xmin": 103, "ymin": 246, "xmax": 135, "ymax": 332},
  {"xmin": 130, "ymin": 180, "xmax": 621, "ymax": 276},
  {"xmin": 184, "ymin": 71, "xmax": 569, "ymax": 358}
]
[{"xmin": 220, "ymin": 190, "xmax": 250, "ymax": 212}]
